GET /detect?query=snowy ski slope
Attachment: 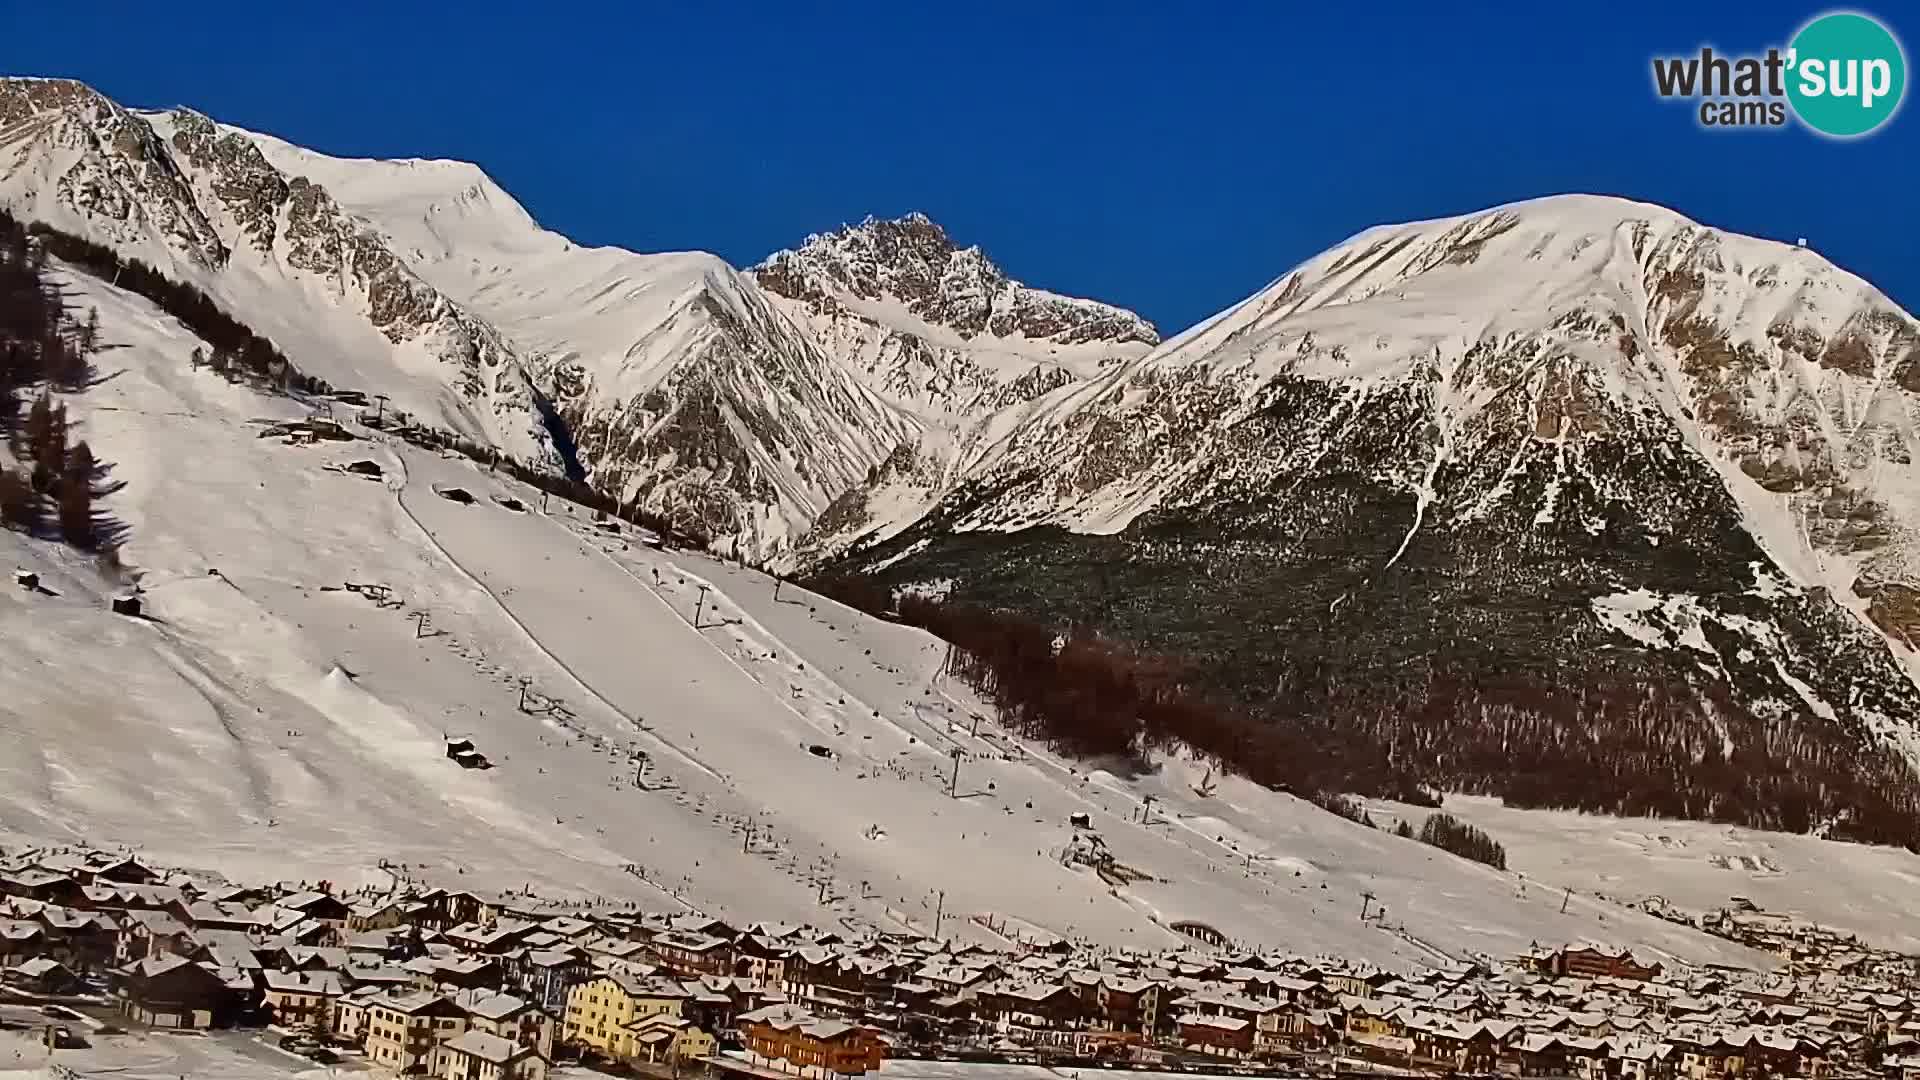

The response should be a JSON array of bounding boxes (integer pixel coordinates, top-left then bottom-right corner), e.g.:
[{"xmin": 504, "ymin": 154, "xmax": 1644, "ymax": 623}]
[{"xmin": 0, "ymin": 266, "xmax": 1849, "ymax": 972}]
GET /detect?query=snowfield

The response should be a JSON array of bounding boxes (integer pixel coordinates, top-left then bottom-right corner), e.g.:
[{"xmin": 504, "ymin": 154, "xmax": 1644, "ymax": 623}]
[
  {"xmin": 1370, "ymin": 795, "xmax": 1920, "ymax": 955},
  {"xmin": 11, "ymin": 265, "xmax": 1907, "ymax": 974}
]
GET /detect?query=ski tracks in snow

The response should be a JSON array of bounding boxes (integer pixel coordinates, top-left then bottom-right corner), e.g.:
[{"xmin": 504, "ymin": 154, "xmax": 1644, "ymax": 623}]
[{"xmin": 384, "ymin": 451, "xmax": 732, "ymax": 789}]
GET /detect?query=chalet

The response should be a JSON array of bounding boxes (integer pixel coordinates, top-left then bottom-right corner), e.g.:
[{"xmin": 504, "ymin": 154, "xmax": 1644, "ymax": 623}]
[
  {"xmin": 179, "ymin": 900, "xmax": 268, "ymax": 934},
  {"xmin": 0, "ymin": 870, "xmax": 85, "ymax": 906},
  {"xmin": 451, "ymin": 988, "xmax": 556, "ymax": 1059},
  {"xmin": 665, "ymin": 913, "xmax": 738, "ymax": 940},
  {"xmin": 33, "ymin": 852, "xmax": 159, "ymax": 886},
  {"xmin": 116, "ymin": 909, "xmax": 191, "ymax": 963},
  {"xmin": 982, "ymin": 981, "xmax": 1084, "ymax": 1037},
  {"xmin": 1550, "ymin": 945, "xmax": 1664, "ymax": 982},
  {"xmin": 262, "ymin": 969, "xmax": 345, "ymax": 1031},
  {"xmin": 331, "ymin": 985, "xmax": 385, "ymax": 1042},
  {"xmin": 916, "ymin": 959, "xmax": 995, "ymax": 1001},
  {"xmin": 624, "ymin": 1013, "xmax": 716, "ymax": 1063},
  {"xmin": 538, "ymin": 916, "xmax": 595, "ymax": 941},
  {"xmin": 113, "ymin": 955, "xmax": 237, "ymax": 1029},
  {"xmin": 408, "ymin": 952, "xmax": 502, "ymax": 990},
  {"xmin": 277, "ymin": 890, "xmax": 353, "ymax": 925},
  {"xmin": 734, "ymin": 933, "xmax": 793, "ymax": 987},
  {"xmin": 348, "ymin": 962, "xmax": 419, "ymax": 991},
  {"xmin": 1093, "ymin": 974, "xmax": 1163, "ymax": 1035},
  {"xmin": 679, "ymin": 974, "xmax": 751, "ymax": 1032},
  {"xmin": 504, "ymin": 947, "xmax": 591, "ymax": 1015},
  {"xmin": 1342, "ymin": 995, "xmax": 1409, "ymax": 1037},
  {"xmin": 1177, "ymin": 1012, "xmax": 1254, "ymax": 1058},
  {"xmin": 435, "ymin": 1029, "xmax": 546, "ymax": 1080},
  {"xmin": 1321, "ymin": 966, "xmax": 1395, "ymax": 998},
  {"xmin": 5, "ymin": 957, "xmax": 81, "ymax": 995},
  {"xmin": 1408, "ymin": 1017, "xmax": 1518, "ymax": 1073},
  {"xmin": 582, "ymin": 936, "xmax": 651, "ymax": 971},
  {"xmin": 274, "ymin": 944, "xmax": 352, "ymax": 972},
  {"xmin": 365, "ymin": 991, "xmax": 472, "ymax": 1072},
  {"xmin": 349, "ymin": 897, "xmax": 417, "ymax": 932},
  {"xmin": 418, "ymin": 889, "xmax": 494, "ymax": 931},
  {"xmin": 89, "ymin": 855, "xmax": 160, "ymax": 885},
  {"xmin": 650, "ymin": 931, "xmax": 730, "ymax": 976},
  {"xmin": 33, "ymin": 907, "xmax": 117, "ymax": 973},
  {"xmin": 739, "ymin": 1003, "xmax": 886, "ymax": 1078},
  {"xmin": 447, "ymin": 920, "xmax": 536, "ymax": 955},
  {"xmin": 0, "ymin": 919, "xmax": 48, "ymax": 967}
]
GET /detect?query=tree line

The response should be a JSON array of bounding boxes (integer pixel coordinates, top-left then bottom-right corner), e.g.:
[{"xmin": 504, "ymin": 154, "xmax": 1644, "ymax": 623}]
[
  {"xmin": 807, "ymin": 573, "xmax": 1438, "ymax": 805},
  {"xmin": 0, "ymin": 209, "xmax": 117, "ymax": 553},
  {"xmin": 805, "ymin": 570, "xmax": 1920, "ymax": 852},
  {"xmin": 24, "ymin": 219, "xmax": 310, "ymax": 395},
  {"xmin": 1401, "ymin": 811, "xmax": 1507, "ymax": 870}
]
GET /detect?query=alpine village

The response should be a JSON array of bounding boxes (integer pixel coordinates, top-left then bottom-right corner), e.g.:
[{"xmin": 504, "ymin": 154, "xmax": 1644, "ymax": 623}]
[{"xmin": 0, "ymin": 844, "xmax": 1912, "ymax": 1080}]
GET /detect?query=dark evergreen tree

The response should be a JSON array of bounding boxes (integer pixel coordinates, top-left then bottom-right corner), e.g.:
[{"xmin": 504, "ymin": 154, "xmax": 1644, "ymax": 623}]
[
  {"xmin": 1417, "ymin": 813, "xmax": 1507, "ymax": 870},
  {"xmin": 0, "ymin": 467, "xmax": 37, "ymax": 532},
  {"xmin": 57, "ymin": 440, "xmax": 96, "ymax": 548}
]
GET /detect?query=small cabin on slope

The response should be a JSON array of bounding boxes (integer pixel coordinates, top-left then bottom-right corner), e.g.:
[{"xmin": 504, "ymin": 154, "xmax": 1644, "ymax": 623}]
[{"xmin": 445, "ymin": 736, "xmax": 493, "ymax": 770}]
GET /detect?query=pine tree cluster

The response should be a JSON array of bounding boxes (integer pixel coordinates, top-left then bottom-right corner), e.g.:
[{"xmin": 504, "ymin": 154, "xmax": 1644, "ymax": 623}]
[
  {"xmin": 0, "ymin": 209, "xmax": 113, "ymax": 550},
  {"xmin": 1415, "ymin": 812, "xmax": 1507, "ymax": 870}
]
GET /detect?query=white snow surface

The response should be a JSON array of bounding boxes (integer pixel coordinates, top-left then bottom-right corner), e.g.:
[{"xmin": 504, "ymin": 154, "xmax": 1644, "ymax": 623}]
[
  {"xmin": 1371, "ymin": 795, "xmax": 1920, "ymax": 955},
  {"xmin": 0, "ymin": 87, "xmax": 549, "ymax": 464},
  {"xmin": 0, "ymin": 268, "xmax": 1799, "ymax": 971}
]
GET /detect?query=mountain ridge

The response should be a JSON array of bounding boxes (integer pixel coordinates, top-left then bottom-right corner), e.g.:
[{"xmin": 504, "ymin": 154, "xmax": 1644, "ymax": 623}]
[
  {"xmin": 818, "ymin": 193, "xmax": 1920, "ymax": 844},
  {"xmin": 10, "ymin": 76, "xmax": 1920, "ymax": 847}
]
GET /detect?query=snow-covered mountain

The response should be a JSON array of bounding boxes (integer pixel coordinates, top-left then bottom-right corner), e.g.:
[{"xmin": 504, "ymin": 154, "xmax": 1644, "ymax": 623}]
[
  {"xmin": 241, "ymin": 133, "xmax": 923, "ymax": 560},
  {"xmin": 0, "ymin": 261, "xmax": 1820, "ymax": 966},
  {"xmin": 0, "ymin": 78, "xmax": 554, "ymax": 464},
  {"xmin": 754, "ymin": 213, "xmax": 1158, "ymax": 418},
  {"xmin": 10, "ymin": 74, "xmax": 1920, "ymax": 844},
  {"xmin": 0, "ymin": 78, "xmax": 1166, "ymax": 564},
  {"xmin": 830, "ymin": 195, "xmax": 1920, "ymax": 832}
]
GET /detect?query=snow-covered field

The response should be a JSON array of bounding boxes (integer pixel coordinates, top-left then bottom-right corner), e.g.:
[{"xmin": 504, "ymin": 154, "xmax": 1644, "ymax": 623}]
[
  {"xmin": 1370, "ymin": 795, "xmax": 1920, "ymax": 954},
  {"xmin": 0, "ymin": 1023, "xmax": 324, "ymax": 1080},
  {"xmin": 3, "ymin": 266, "xmax": 1881, "ymax": 973}
]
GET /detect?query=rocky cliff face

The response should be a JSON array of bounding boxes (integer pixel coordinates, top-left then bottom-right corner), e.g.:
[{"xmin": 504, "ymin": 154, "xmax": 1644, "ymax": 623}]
[
  {"xmin": 230, "ymin": 134, "xmax": 923, "ymax": 563},
  {"xmin": 527, "ymin": 263, "xmax": 921, "ymax": 560},
  {"xmin": 826, "ymin": 196, "xmax": 1920, "ymax": 838},
  {"xmin": 754, "ymin": 213, "xmax": 1158, "ymax": 418},
  {"xmin": 0, "ymin": 79, "xmax": 553, "ymax": 464},
  {"xmin": 0, "ymin": 79, "xmax": 226, "ymax": 269}
]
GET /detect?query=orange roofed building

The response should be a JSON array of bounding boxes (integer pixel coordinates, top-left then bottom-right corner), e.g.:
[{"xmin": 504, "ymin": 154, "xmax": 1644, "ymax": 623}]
[{"xmin": 738, "ymin": 1004, "xmax": 885, "ymax": 1078}]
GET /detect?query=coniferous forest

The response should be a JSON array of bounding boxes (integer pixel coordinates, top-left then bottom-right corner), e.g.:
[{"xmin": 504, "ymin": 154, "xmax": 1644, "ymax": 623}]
[
  {"xmin": 806, "ymin": 570, "xmax": 1920, "ymax": 853},
  {"xmin": 0, "ymin": 209, "xmax": 118, "ymax": 553}
]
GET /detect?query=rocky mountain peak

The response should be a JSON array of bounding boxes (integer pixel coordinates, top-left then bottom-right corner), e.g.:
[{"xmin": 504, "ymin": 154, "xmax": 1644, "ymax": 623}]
[
  {"xmin": 0, "ymin": 77, "xmax": 228, "ymax": 269},
  {"xmin": 754, "ymin": 212, "xmax": 1158, "ymax": 349}
]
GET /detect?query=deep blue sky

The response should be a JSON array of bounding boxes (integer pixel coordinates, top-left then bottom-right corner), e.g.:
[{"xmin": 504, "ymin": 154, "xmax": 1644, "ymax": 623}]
[{"xmin": 5, "ymin": 1, "xmax": 1915, "ymax": 333}]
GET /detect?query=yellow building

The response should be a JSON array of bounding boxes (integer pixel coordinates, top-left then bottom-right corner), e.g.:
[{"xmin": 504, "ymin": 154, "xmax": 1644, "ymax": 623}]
[
  {"xmin": 563, "ymin": 974, "xmax": 689, "ymax": 1059},
  {"xmin": 627, "ymin": 1014, "xmax": 716, "ymax": 1063}
]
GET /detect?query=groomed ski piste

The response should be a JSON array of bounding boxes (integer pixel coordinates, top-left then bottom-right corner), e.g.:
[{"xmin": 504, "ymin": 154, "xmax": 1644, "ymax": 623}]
[{"xmin": 12, "ymin": 267, "xmax": 1914, "ymax": 974}]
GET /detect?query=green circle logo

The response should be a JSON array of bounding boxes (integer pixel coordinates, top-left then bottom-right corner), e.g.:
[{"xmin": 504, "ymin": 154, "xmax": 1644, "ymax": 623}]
[{"xmin": 1786, "ymin": 12, "xmax": 1907, "ymax": 137}]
